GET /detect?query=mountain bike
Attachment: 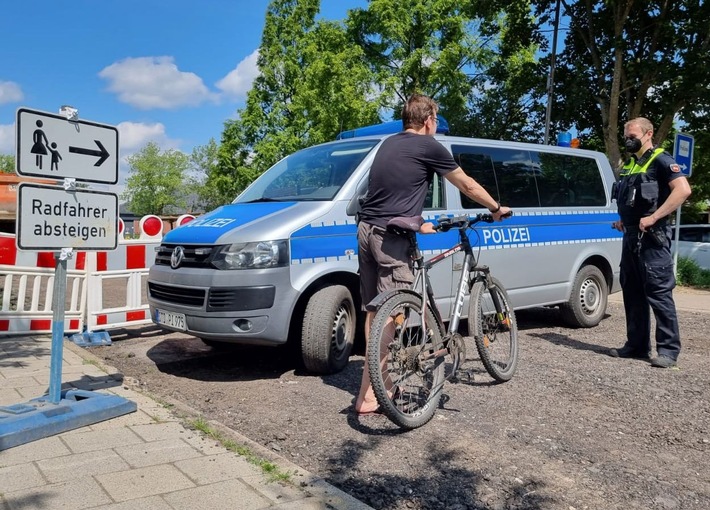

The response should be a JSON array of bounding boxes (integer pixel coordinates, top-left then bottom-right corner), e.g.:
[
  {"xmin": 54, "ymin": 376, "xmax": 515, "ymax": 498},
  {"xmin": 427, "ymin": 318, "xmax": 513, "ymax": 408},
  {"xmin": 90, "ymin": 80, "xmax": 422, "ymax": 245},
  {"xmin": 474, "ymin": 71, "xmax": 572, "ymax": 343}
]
[{"xmin": 367, "ymin": 213, "xmax": 518, "ymax": 430}]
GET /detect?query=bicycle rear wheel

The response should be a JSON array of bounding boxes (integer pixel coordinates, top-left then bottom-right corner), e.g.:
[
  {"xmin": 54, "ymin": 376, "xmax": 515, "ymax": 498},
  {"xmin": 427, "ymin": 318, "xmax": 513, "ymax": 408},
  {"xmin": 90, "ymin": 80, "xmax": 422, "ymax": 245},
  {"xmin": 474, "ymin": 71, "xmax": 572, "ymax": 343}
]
[
  {"xmin": 469, "ymin": 277, "xmax": 519, "ymax": 382},
  {"xmin": 368, "ymin": 292, "xmax": 444, "ymax": 430}
]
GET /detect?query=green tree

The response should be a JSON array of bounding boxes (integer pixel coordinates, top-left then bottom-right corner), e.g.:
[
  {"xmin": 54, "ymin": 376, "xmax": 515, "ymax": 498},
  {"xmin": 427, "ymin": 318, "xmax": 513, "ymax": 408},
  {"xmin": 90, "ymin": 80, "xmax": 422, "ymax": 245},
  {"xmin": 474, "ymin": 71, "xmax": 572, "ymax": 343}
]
[
  {"xmin": 216, "ymin": 0, "xmax": 379, "ymax": 200},
  {"xmin": 121, "ymin": 142, "xmax": 189, "ymax": 216},
  {"xmin": 536, "ymin": 0, "xmax": 710, "ymax": 168},
  {"xmin": 346, "ymin": 0, "xmax": 543, "ymax": 139},
  {"xmin": 0, "ymin": 154, "xmax": 14, "ymax": 173},
  {"xmin": 188, "ymin": 138, "xmax": 222, "ymax": 212}
]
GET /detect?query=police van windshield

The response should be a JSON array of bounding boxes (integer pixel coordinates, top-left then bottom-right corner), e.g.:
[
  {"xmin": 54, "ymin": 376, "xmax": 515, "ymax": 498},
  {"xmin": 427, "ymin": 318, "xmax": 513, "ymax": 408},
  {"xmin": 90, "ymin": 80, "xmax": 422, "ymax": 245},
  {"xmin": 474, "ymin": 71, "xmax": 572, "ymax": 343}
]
[{"xmin": 236, "ymin": 140, "xmax": 379, "ymax": 203}]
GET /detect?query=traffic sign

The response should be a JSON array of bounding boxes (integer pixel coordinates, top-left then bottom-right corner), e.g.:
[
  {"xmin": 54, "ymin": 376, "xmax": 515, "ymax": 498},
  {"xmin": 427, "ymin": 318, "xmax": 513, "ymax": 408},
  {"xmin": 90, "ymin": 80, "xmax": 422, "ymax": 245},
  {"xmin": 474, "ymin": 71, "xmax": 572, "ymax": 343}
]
[
  {"xmin": 673, "ymin": 132, "xmax": 694, "ymax": 177},
  {"xmin": 17, "ymin": 183, "xmax": 118, "ymax": 250},
  {"xmin": 16, "ymin": 108, "xmax": 119, "ymax": 184}
]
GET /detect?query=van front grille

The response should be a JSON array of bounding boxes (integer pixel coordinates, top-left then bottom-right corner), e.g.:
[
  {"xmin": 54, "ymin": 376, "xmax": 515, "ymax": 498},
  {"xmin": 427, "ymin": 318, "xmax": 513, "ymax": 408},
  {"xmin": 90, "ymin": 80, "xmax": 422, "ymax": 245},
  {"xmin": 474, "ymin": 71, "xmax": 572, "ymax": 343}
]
[{"xmin": 148, "ymin": 282, "xmax": 206, "ymax": 307}]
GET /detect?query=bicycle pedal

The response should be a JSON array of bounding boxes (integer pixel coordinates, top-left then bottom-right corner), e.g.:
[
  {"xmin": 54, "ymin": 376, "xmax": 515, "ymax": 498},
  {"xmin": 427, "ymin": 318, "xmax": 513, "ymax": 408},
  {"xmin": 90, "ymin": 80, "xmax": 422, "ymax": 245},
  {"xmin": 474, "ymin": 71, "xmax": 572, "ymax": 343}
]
[{"xmin": 455, "ymin": 369, "xmax": 475, "ymax": 383}]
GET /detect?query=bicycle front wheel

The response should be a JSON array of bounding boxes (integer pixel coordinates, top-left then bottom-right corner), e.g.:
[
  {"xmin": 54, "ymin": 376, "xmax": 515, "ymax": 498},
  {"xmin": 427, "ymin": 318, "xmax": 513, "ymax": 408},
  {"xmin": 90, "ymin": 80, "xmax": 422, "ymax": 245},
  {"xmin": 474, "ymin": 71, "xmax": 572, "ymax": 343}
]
[
  {"xmin": 469, "ymin": 277, "xmax": 519, "ymax": 382},
  {"xmin": 368, "ymin": 292, "xmax": 444, "ymax": 430}
]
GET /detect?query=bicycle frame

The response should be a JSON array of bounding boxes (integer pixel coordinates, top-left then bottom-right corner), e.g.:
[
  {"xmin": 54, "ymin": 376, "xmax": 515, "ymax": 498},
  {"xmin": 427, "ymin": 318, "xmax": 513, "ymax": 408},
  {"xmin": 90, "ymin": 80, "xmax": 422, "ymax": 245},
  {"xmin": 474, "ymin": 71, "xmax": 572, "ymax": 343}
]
[{"xmin": 409, "ymin": 216, "xmax": 496, "ymax": 342}]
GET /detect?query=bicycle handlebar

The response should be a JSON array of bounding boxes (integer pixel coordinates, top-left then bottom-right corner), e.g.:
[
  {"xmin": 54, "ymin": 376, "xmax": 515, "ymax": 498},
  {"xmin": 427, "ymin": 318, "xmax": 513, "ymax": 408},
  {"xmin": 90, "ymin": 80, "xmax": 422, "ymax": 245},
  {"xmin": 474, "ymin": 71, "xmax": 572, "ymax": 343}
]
[{"xmin": 434, "ymin": 211, "xmax": 513, "ymax": 232}]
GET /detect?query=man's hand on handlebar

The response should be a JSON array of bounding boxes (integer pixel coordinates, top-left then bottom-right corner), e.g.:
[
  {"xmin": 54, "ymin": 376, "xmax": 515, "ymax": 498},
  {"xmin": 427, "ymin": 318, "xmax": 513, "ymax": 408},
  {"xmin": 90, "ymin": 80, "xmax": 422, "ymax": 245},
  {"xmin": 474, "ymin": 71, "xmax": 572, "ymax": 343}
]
[
  {"xmin": 492, "ymin": 206, "xmax": 512, "ymax": 221},
  {"xmin": 419, "ymin": 222, "xmax": 436, "ymax": 234}
]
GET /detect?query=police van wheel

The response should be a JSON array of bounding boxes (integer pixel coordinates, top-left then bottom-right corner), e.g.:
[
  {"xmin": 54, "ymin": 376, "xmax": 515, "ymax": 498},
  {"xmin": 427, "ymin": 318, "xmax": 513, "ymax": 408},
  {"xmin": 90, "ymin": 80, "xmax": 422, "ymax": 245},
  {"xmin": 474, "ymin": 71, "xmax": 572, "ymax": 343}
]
[
  {"xmin": 560, "ymin": 265, "xmax": 608, "ymax": 328},
  {"xmin": 301, "ymin": 285, "xmax": 356, "ymax": 374}
]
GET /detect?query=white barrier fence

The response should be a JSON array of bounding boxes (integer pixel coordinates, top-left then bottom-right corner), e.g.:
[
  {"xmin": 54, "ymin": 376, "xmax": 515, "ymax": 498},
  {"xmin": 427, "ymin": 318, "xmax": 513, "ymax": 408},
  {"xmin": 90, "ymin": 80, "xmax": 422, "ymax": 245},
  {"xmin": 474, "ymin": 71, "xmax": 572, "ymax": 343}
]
[{"xmin": 0, "ymin": 214, "xmax": 194, "ymax": 337}]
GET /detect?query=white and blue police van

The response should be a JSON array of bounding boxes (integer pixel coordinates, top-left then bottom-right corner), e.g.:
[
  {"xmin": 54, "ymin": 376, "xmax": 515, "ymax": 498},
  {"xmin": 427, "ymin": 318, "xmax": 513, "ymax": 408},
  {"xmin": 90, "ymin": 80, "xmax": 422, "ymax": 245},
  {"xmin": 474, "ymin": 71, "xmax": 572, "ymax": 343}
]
[{"xmin": 147, "ymin": 120, "xmax": 623, "ymax": 374}]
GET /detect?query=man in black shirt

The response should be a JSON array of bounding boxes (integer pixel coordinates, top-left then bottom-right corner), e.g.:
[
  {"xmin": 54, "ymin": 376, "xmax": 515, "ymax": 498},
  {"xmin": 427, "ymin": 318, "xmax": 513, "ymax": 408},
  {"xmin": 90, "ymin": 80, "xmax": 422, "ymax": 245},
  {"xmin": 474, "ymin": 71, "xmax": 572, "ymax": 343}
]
[{"xmin": 354, "ymin": 94, "xmax": 511, "ymax": 415}]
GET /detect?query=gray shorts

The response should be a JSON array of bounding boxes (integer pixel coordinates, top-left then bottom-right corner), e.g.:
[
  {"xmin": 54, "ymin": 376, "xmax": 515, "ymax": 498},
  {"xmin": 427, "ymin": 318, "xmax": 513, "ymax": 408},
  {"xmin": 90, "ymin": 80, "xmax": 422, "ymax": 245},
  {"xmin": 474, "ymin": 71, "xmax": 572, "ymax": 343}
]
[{"xmin": 358, "ymin": 221, "xmax": 414, "ymax": 311}]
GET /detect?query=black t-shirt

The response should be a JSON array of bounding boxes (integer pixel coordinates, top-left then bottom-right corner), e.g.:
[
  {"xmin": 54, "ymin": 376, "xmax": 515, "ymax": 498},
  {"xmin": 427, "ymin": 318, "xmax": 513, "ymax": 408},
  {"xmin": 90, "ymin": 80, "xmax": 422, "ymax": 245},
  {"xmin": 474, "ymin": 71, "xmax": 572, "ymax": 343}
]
[{"xmin": 359, "ymin": 133, "xmax": 458, "ymax": 228}]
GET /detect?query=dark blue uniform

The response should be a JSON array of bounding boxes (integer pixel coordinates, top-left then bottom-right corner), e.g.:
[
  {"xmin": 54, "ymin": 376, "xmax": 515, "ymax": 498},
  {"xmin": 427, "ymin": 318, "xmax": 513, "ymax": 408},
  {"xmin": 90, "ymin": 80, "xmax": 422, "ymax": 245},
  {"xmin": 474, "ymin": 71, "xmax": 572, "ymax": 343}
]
[{"xmin": 616, "ymin": 148, "xmax": 684, "ymax": 360}]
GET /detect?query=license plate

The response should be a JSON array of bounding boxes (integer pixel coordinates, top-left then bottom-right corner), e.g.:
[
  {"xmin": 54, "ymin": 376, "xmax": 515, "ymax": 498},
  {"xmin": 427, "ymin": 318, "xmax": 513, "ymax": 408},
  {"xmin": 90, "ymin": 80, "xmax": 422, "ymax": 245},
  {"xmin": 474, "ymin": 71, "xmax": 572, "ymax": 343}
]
[{"xmin": 155, "ymin": 309, "xmax": 186, "ymax": 331}]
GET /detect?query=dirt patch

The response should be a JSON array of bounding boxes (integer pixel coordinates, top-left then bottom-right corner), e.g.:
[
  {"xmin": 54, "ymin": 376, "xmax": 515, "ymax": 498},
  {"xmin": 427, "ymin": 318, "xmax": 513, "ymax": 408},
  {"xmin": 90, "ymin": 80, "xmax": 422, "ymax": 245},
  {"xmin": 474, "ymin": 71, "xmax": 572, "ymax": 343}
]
[{"xmin": 88, "ymin": 302, "xmax": 710, "ymax": 510}]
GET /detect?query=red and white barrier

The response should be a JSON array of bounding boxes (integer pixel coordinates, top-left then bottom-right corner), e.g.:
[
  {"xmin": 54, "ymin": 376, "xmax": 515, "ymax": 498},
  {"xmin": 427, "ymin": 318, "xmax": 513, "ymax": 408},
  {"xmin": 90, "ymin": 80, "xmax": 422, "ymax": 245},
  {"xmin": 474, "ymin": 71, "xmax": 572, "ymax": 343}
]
[{"xmin": 0, "ymin": 214, "xmax": 195, "ymax": 336}]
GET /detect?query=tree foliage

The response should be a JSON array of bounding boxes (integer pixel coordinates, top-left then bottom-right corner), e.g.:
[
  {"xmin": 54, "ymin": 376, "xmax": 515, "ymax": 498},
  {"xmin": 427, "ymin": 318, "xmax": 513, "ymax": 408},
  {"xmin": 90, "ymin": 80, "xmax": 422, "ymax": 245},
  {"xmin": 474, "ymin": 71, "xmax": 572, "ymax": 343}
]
[
  {"xmin": 536, "ymin": 0, "xmax": 710, "ymax": 170},
  {"xmin": 213, "ymin": 0, "xmax": 380, "ymax": 202},
  {"xmin": 121, "ymin": 142, "xmax": 189, "ymax": 216},
  {"xmin": 0, "ymin": 154, "xmax": 14, "ymax": 173},
  {"xmin": 188, "ymin": 138, "xmax": 221, "ymax": 212},
  {"xmin": 347, "ymin": 0, "xmax": 543, "ymax": 139}
]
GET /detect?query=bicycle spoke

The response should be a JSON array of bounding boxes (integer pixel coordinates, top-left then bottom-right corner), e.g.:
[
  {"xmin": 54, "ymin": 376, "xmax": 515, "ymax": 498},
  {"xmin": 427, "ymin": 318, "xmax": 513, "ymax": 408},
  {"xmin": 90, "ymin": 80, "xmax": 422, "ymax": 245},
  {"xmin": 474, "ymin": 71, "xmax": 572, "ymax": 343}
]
[{"xmin": 368, "ymin": 293, "xmax": 444, "ymax": 429}]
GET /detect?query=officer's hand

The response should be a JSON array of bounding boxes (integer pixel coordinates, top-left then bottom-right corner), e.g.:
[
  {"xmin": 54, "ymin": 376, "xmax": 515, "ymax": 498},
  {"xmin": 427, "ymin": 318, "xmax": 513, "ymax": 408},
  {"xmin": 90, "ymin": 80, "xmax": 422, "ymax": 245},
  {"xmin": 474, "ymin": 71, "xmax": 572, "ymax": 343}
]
[
  {"xmin": 612, "ymin": 220, "xmax": 624, "ymax": 232},
  {"xmin": 492, "ymin": 206, "xmax": 512, "ymax": 221},
  {"xmin": 639, "ymin": 214, "xmax": 657, "ymax": 233},
  {"xmin": 419, "ymin": 222, "xmax": 436, "ymax": 234}
]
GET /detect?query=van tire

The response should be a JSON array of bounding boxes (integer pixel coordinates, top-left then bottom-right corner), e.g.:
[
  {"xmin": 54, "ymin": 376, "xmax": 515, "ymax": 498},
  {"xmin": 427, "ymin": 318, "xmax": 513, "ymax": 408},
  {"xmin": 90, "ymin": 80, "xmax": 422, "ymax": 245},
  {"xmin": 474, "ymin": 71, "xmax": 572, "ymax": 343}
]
[
  {"xmin": 301, "ymin": 285, "xmax": 355, "ymax": 374},
  {"xmin": 560, "ymin": 265, "xmax": 608, "ymax": 328}
]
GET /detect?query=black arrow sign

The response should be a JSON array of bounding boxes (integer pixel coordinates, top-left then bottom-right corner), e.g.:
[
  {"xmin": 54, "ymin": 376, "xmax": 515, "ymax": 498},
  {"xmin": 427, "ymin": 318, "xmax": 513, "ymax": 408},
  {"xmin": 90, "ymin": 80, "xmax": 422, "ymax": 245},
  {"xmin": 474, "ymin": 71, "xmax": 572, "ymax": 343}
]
[{"xmin": 68, "ymin": 140, "xmax": 110, "ymax": 166}]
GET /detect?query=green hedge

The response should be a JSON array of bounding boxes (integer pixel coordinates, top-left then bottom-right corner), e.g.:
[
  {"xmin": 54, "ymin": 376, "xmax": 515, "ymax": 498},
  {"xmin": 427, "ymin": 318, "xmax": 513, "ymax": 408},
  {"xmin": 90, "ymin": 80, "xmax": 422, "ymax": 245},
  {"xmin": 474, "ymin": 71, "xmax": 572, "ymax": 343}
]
[{"xmin": 676, "ymin": 257, "xmax": 710, "ymax": 289}]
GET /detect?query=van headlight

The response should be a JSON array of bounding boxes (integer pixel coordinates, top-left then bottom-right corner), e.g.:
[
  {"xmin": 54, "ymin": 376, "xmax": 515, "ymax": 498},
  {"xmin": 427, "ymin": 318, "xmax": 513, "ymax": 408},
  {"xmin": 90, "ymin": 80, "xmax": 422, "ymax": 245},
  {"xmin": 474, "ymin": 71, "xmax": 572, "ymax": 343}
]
[{"xmin": 212, "ymin": 240, "xmax": 289, "ymax": 270}]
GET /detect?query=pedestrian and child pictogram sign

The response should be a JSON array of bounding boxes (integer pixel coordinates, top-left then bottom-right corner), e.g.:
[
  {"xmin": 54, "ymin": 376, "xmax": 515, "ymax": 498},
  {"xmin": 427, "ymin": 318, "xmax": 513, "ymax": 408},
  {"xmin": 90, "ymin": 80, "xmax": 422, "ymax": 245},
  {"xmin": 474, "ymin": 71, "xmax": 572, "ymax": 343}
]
[{"xmin": 16, "ymin": 108, "xmax": 119, "ymax": 184}]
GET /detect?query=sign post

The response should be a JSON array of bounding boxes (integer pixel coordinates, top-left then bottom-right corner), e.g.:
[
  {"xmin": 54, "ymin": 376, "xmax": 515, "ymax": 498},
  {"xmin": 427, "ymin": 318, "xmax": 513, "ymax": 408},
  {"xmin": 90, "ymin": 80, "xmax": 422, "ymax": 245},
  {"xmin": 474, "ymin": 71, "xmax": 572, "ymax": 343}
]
[{"xmin": 672, "ymin": 133, "xmax": 695, "ymax": 273}]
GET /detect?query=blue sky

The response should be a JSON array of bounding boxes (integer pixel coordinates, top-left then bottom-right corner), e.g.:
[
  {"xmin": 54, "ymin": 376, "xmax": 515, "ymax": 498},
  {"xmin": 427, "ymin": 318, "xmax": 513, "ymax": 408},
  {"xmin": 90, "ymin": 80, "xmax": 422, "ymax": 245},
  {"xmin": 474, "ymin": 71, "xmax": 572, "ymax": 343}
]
[{"xmin": 1, "ymin": 1, "xmax": 367, "ymax": 186}]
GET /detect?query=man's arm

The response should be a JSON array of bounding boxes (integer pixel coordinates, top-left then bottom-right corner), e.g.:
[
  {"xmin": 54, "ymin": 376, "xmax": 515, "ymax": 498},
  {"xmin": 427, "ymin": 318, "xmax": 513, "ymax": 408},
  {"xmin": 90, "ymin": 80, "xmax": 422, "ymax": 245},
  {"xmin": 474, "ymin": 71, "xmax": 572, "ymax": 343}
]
[
  {"xmin": 444, "ymin": 168, "xmax": 511, "ymax": 220},
  {"xmin": 639, "ymin": 176, "xmax": 691, "ymax": 232}
]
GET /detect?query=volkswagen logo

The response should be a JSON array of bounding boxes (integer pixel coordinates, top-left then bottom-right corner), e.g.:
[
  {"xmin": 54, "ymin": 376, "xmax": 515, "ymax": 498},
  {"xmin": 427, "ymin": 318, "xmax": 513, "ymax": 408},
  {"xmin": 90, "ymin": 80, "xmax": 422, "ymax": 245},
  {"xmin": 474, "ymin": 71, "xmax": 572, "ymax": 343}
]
[{"xmin": 170, "ymin": 246, "xmax": 185, "ymax": 269}]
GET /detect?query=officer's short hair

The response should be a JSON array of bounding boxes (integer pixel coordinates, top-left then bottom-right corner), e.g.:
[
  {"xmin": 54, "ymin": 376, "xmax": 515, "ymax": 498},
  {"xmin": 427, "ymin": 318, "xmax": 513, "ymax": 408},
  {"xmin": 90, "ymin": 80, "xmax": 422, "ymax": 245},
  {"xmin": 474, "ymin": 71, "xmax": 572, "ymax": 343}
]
[{"xmin": 625, "ymin": 117, "xmax": 654, "ymax": 135}]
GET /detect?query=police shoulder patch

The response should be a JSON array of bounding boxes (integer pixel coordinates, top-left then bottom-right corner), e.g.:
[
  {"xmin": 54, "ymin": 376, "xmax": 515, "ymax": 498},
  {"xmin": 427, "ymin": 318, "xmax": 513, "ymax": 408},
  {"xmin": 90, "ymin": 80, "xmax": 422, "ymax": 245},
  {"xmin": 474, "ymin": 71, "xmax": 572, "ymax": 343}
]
[{"xmin": 670, "ymin": 164, "xmax": 681, "ymax": 173}]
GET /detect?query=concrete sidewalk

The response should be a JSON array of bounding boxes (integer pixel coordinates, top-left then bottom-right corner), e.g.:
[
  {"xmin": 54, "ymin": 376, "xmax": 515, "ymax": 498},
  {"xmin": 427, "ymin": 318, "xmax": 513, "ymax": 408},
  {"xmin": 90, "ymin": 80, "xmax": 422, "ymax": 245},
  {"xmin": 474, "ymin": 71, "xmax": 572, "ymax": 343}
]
[
  {"xmin": 608, "ymin": 285, "xmax": 710, "ymax": 313},
  {"xmin": 0, "ymin": 335, "xmax": 372, "ymax": 510}
]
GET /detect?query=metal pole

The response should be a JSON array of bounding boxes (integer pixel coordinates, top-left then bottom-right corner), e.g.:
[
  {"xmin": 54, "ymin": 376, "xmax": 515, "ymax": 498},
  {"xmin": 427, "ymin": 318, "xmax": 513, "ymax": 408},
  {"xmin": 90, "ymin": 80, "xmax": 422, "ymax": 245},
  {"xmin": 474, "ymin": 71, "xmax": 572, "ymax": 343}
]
[
  {"xmin": 544, "ymin": 0, "xmax": 562, "ymax": 145},
  {"xmin": 48, "ymin": 249, "xmax": 69, "ymax": 403}
]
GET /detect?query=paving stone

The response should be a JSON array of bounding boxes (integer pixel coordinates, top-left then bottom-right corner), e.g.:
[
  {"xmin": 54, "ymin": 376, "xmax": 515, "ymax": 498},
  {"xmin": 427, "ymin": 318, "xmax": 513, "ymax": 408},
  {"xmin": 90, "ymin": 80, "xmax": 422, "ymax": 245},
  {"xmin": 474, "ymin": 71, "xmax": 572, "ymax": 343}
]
[
  {"xmin": 175, "ymin": 452, "xmax": 259, "ymax": 484},
  {"xmin": 36, "ymin": 449, "xmax": 130, "ymax": 483},
  {"xmin": 162, "ymin": 479, "xmax": 272, "ymax": 510},
  {"xmin": 0, "ymin": 462, "xmax": 44, "ymax": 492},
  {"xmin": 0, "ymin": 436, "xmax": 70, "ymax": 467},
  {"xmin": 5, "ymin": 477, "xmax": 112, "ymax": 510},
  {"xmin": 96, "ymin": 464, "xmax": 195, "ymax": 501},
  {"xmin": 114, "ymin": 438, "xmax": 202, "ymax": 468},
  {"xmin": 86, "ymin": 495, "xmax": 174, "ymax": 510},
  {"xmin": 129, "ymin": 421, "xmax": 190, "ymax": 442},
  {"xmin": 60, "ymin": 425, "xmax": 144, "ymax": 454}
]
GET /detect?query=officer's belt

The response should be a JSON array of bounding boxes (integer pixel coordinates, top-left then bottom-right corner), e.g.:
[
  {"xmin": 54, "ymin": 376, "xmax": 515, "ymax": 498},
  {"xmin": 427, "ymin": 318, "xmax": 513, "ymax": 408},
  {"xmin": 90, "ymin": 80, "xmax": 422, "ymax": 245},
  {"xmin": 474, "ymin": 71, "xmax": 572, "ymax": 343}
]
[{"xmin": 624, "ymin": 221, "xmax": 668, "ymax": 235}]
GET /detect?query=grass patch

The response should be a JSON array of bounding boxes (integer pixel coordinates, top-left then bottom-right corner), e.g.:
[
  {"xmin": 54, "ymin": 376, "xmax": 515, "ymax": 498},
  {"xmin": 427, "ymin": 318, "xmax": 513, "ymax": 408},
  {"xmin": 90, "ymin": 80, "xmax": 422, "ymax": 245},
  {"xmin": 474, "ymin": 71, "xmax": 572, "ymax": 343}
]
[{"xmin": 190, "ymin": 416, "xmax": 292, "ymax": 483}]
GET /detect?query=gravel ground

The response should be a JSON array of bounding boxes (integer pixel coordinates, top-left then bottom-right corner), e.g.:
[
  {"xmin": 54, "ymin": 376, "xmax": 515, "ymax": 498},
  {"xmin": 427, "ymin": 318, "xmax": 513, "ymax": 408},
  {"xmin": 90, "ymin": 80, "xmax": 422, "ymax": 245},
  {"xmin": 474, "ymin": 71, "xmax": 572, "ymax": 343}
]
[{"xmin": 89, "ymin": 297, "xmax": 710, "ymax": 510}]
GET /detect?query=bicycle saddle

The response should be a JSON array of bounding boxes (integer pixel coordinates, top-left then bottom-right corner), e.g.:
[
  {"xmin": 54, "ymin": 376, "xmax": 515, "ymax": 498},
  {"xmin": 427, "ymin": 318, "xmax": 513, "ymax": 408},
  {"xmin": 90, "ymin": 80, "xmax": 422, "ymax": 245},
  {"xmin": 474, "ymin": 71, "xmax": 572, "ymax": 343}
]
[{"xmin": 387, "ymin": 216, "xmax": 424, "ymax": 234}]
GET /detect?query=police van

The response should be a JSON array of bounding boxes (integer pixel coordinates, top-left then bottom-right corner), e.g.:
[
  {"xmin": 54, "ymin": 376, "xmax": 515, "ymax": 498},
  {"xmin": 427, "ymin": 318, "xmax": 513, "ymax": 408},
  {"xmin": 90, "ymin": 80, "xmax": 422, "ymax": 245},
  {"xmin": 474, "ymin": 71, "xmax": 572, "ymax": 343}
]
[{"xmin": 147, "ymin": 123, "xmax": 623, "ymax": 374}]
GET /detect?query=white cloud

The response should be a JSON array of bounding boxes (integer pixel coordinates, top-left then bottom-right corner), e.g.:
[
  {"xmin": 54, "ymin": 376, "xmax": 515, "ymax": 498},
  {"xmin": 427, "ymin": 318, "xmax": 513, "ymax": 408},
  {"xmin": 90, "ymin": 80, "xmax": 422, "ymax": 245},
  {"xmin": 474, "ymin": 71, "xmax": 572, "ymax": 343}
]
[
  {"xmin": 99, "ymin": 56, "xmax": 218, "ymax": 110},
  {"xmin": 0, "ymin": 123, "xmax": 14, "ymax": 153},
  {"xmin": 117, "ymin": 121, "xmax": 179, "ymax": 151},
  {"xmin": 0, "ymin": 81, "xmax": 24, "ymax": 105},
  {"xmin": 215, "ymin": 50, "xmax": 260, "ymax": 100}
]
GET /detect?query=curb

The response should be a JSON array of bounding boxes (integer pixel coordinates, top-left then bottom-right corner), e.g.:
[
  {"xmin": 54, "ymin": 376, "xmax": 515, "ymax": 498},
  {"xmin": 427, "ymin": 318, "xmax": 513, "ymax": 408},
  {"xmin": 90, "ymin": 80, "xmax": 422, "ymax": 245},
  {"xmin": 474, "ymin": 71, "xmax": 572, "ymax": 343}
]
[{"xmin": 65, "ymin": 340, "xmax": 373, "ymax": 510}]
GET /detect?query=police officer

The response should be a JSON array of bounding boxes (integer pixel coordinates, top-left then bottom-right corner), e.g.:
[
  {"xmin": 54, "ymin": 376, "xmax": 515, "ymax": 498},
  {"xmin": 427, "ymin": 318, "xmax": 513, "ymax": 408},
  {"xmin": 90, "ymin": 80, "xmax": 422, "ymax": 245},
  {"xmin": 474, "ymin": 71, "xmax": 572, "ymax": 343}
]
[{"xmin": 610, "ymin": 117, "xmax": 691, "ymax": 368}]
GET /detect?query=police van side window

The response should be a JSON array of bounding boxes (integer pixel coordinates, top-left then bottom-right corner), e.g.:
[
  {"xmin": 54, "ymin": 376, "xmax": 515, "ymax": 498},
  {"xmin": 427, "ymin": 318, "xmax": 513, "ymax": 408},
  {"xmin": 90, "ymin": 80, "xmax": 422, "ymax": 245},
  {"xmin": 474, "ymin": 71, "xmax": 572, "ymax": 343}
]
[
  {"xmin": 532, "ymin": 152, "xmax": 606, "ymax": 207},
  {"xmin": 423, "ymin": 174, "xmax": 445, "ymax": 210},
  {"xmin": 453, "ymin": 146, "xmax": 539, "ymax": 208}
]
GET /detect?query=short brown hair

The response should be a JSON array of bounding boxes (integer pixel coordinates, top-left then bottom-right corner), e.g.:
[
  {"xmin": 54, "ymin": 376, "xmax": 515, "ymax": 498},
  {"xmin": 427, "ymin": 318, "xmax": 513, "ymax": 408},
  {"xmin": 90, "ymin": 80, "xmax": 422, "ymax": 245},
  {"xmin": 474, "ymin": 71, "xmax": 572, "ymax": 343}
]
[
  {"xmin": 624, "ymin": 117, "xmax": 654, "ymax": 135},
  {"xmin": 402, "ymin": 94, "xmax": 438, "ymax": 130}
]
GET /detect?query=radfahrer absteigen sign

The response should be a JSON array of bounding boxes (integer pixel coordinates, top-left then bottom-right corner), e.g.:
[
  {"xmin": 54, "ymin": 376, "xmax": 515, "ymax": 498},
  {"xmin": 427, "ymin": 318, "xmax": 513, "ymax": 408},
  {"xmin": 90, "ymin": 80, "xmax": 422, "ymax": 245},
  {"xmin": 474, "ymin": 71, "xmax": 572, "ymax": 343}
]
[{"xmin": 17, "ymin": 183, "xmax": 118, "ymax": 250}]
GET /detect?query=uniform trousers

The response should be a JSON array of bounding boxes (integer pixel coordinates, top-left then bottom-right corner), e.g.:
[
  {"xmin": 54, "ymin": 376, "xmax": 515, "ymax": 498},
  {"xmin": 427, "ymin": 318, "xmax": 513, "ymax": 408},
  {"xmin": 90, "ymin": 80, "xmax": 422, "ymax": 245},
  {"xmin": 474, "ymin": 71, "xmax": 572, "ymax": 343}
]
[{"xmin": 619, "ymin": 226, "xmax": 681, "ymax": 360}]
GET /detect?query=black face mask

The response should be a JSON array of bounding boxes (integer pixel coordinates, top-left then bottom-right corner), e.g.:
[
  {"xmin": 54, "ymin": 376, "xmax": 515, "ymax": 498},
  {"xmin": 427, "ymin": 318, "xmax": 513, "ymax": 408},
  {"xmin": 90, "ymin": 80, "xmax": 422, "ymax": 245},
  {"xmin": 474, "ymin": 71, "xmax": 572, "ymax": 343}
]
[{"xmin": 624, "ymin": 136, "xmax": 642, "ymax": 153}]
